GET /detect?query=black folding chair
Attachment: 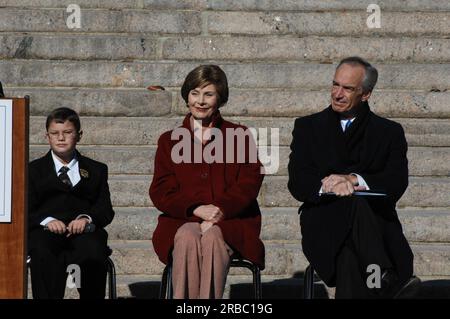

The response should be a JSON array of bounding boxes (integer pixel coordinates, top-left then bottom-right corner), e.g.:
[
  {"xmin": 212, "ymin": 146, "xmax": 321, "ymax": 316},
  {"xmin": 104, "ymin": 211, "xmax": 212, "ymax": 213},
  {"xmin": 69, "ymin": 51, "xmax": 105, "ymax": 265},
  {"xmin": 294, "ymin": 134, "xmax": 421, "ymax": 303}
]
[
  {"xmin": 27, "ymin": 246, "xmax": 117, "ymax": 299},
  {"xmin": 160, "ymin": 254, "xmax": 262, "ymax": 299},
  {"xmin": 304, "ymin": 264, "xmax": 315, "ymax": 299}
]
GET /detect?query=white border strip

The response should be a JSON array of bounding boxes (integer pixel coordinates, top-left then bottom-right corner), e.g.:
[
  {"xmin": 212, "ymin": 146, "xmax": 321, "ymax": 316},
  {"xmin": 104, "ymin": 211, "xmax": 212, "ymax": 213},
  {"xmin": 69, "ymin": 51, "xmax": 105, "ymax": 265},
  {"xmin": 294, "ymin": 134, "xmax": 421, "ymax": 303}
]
[{"xmin": 0, "ymin": 99, "xmax": 13, "ymax": 223}]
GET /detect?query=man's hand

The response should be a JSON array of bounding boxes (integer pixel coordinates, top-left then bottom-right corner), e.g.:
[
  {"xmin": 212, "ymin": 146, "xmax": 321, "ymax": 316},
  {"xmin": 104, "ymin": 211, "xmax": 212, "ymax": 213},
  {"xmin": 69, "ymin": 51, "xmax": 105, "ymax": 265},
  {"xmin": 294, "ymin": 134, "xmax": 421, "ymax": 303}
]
[
  {"xmin": 200, "ymin": 221, "xmax": 214, "ymax": 233},
  {"xmin": 66, "ymin": 218, "xmax": 89, "ymax": 237},
  {"xmin": 46, "ymin": 220, "xmax": 67, "ymax": 234},
  {"xmin": 322, "ymin": 174, "xmax": 363, "ymax": 196},
  {"xmin": 193, "ymin": 204, "xmax": 224, "ymax": 223}
]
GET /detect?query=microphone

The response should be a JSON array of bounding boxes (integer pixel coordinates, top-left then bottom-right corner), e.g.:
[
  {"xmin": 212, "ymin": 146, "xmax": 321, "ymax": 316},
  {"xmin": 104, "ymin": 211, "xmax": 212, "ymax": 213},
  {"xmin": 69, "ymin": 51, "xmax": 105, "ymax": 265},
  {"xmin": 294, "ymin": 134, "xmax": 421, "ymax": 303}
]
[
  {"xmin": 44, "ymin": 223, "xmax": 96, "ymax": 233},
  {"xmin": 83, "ymin": 223, "xmax": 96, "ymax": 233}
]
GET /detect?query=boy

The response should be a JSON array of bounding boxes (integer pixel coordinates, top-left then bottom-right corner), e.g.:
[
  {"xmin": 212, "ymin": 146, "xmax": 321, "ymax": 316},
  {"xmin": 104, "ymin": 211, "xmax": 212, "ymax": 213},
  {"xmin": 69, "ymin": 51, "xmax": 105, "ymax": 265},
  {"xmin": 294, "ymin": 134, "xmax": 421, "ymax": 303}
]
[{"xmin": 28, "ymin": 107, "xmax": 114, "ymax": 299}]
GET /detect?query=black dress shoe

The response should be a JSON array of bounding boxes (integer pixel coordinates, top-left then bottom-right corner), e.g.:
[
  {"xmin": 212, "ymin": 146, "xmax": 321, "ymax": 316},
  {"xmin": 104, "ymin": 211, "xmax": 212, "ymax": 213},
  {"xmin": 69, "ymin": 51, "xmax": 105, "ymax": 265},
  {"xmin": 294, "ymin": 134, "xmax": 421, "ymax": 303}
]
[
  {"xmin": 380, "ymin": 270, "xmax": 421, "ymax": 298},
  {"xmin": 393, "ymin": 276, "xmax": 421, "ymax": 299}
]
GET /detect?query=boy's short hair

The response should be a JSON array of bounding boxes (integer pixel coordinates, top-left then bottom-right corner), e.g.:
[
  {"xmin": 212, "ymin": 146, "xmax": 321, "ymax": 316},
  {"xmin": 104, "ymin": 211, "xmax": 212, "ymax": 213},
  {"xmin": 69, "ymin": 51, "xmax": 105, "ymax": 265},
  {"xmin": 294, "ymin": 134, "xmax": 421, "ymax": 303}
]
[{"xmin": 45, "ymin": 107, "xmax": 81, "ymax": 133}]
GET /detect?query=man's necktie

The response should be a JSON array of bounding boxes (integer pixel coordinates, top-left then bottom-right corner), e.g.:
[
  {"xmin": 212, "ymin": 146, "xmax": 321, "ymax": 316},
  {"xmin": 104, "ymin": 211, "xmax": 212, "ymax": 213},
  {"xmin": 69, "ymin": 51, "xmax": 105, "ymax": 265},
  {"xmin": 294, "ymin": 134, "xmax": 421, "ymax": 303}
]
[
  {"xmin": 344, "ymin": 120, "xmax": 352, "ymax": 131},
  {"xmin": 58, "ymin": 166, "xmax": 73, "ymax": 187}
]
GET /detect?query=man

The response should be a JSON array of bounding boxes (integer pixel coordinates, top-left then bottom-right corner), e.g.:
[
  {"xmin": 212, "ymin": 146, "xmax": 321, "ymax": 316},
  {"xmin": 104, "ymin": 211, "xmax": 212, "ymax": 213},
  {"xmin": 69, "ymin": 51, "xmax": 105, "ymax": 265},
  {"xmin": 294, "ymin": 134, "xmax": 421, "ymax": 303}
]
[
  {"xmin": 28, "ymin": 107, "xmax": 115, "ymax": 299},
  {"xmin": 288, "ymin": 57, "xmax": 420, "ymax": 298}
]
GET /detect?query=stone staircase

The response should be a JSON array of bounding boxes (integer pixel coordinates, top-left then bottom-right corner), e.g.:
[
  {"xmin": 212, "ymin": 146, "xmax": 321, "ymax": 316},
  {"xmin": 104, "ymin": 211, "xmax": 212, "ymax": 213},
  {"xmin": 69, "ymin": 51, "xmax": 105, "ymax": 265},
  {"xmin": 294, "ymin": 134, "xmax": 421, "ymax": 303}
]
[{"xmin": 2, "ymin": 0, "xmax": 449, "ymax": 298}]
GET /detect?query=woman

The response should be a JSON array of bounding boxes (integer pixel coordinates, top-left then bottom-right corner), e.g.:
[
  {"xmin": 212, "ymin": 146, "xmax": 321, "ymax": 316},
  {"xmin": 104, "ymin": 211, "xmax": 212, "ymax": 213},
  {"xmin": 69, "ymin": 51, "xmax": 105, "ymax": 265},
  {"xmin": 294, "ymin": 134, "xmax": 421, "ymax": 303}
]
[{"xmin": 150, "ymin": 65, "xmax": 265, "ymax": 299}]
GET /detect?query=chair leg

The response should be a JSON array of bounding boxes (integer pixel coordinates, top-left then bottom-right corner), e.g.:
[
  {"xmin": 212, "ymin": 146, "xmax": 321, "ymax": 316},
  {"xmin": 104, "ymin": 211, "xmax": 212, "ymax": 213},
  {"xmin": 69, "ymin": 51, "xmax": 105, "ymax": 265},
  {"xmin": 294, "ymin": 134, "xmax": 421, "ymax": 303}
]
[
  {"xmin": 26, "ymin": 257, "xmax": 31, "ymax": 299},
  {"xmin": 106, "ymin": 257, "xmax": 117, "ymax": 299},
  {"xmin": 304, "ymin": 265, "xmax": 314, "ymax": 299},
  {"xmin": 159, "ymin": 265, "xmax": 168, "ymax": 299},
  {"xmin": 253, "ymin": 266, "xmax": 262, "ymax": 299},
  {"xmin": 167, "ymin": 265, "xmax": 173, "ymax": 299}
]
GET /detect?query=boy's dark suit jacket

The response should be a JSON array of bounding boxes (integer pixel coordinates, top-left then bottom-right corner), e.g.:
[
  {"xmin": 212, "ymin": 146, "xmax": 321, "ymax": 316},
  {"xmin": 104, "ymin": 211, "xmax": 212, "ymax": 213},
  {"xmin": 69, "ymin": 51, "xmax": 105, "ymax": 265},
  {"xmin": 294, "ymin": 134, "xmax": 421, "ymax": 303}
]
[
  {"xmin": 28, "ymin": 150, "xmax": 115, "ymax": 231},
  {"xmin": 288, "ymin": 103, "xmax": 413, "ymax": 286}
]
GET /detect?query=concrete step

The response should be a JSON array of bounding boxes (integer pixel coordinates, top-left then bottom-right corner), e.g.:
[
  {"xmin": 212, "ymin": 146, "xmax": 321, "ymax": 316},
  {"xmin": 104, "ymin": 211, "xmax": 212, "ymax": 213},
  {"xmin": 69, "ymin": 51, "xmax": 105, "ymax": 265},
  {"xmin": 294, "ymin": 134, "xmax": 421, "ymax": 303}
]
[
  {"xmin": 104, "ymin": 207, "xmax": 450, "ymax": 243},
  {"xmin": 3, "ymin": 34, "xmax": 450, "ymax": 63},
  {"xmin": 206, "ymin": 1, "xmax": 450, "ymax": 12},
  {"xmin": 0, "ymin": 8, "xmax": 201, "ymax": 34},
  {"xmin": 107, "ymin": 240, "xmax": 450, "ymax": 277},
  {"xmin": 3, "ymin": 61, "xmax": 450, "ymax": 90},
  {"xmin": 28, "ymin": 273, "xmax": 450, "ymax": 299},
  {"xmin": 263, "ymin": 176, "xmax": 450, "ymax": 208},
  {"xmin": 0, "ymin": 35, "xmax": 159, "ymax": 61},
  {"xmin": 2, "ymin": 0, "xmax": 205, "ymax": 10},
  {"xmin": 115, "ymin": 274, "xmax": 450, "ymax": 299},
  {"xmin": 163, "ymin": 36, "xmax": 450, "ymax": 63},
  {"xmin": 190, "ymin": 90, "xmax": 450, "ymax": 119},
  {"xmin": 29, "ymin": 116, "xmax": 450, "ymax": 147},
  {"xmin": 208, "ymin": 11, "xmax": 450, "ymax": 37},
  {"xmin": 268, "ymin": 176, "xmax": 450, "ymax": 208},
  {"xmin": 8, "ymin": 87, "xmax": 450, "ymax": 118},
  {"xmin": 2, "ymin": 8, "xmax": 450, "ymax": 36},
  {"xmin": 103, "ymin": 175, "xmax": 450, "ymax": 208},
  {"xmin": 11, "ymin": 88, "xmax": 172, "ymax": 117},
  {"xmin": 6, "ymin": 0, "xmax": 450, "ymax": 11},
  {"xmin": 29, "ymin": 145, "xmax": 450, "ymax": 177}
]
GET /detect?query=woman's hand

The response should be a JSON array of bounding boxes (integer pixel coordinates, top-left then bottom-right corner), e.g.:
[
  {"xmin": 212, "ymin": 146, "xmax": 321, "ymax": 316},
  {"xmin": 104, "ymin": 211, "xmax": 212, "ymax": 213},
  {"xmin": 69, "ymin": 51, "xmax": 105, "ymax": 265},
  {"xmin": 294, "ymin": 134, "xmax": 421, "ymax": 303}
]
[
  {"xmin": 193, "ymin": 204, "xmax": 224, "ymax": 223},
  {"xmin": 200, "ymin": 221, "xmax": 214, "ymax": 233}
]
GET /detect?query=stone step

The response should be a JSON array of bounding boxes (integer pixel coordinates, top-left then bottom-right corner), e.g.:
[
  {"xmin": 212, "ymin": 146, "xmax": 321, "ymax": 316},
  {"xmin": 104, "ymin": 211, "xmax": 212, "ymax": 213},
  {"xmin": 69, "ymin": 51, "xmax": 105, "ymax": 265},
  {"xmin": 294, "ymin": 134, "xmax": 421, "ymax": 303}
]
[
  {"xmin": 263, "ymin": 176, "xmax": 450, "ymax": 208},
  {"xmin": 29, "ymin": 145, "xmax": 450, "ymax": 177},
  {"xmin": 184, "ymin": 90, "xmax": 450, "ymax": 119},
  {"xmin": 6, "ymin": 0, "xmax": 450, "ymax": 11},
  {"xmin": 207, "ymin": 1, "xmax": 450, "ymax": 12},
  {"xmin": 12, "ymin": 88, "xmax": 172, "ymax": 117},
  {"xmin": 104, "ymin": 175, "xmax": 449, "ymax": 208},
  {"xmin": 3, "ymin": 34, "xmax": 450, "ymax": 63},
  {"xmin": 29, "ymin": 116, "xmax": 450, "ymax": 147},
  {"xmin": 105, "ymin": 207, "xmax": 450, "ymax": 243},
  {"xmin": 8, "ymin": 87, "xmax": 450, "ymax": 118},
  {"xmin": 0, "ymin": 9, "xmax": 201, "ymax": 34},
  {"xmin": 0, "ymin": 35, "xmax": 159, "ymax": 61},
  {"xmin": 2, "ymin": 61, "xmax": 450, "ymax": 90},
  {"xmin": 163, "ymin": 36, "xmax": 450, "ymax": 63},
  {"xmin": 4, "ymin": 0, "xmax": 205, "ymax": 10},
  {"xmin": 1, "ymin": 8, "xmax": 450, "ymax": 36},
  {"xmin": 208, "ymin": 11, "xmax": 450, "ymax": 37},
  {"xmin": 107, "ymin": 240, "xmax": 450, "ymax": 277},
  {"xmin": 28, "ymin": 273, "xmax": 450, "ymax": 299},
  {"xmin": 116, "ymin": 274, "xmax": 450, "ymax": 299}
]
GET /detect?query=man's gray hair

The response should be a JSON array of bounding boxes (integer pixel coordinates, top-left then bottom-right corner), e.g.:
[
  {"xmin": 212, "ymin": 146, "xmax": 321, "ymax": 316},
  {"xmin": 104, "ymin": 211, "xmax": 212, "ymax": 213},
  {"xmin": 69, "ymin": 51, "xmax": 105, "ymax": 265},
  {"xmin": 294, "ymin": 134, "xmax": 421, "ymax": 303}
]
[{"xmin": 337, "ymin": 56, "xmax": 378, "ymax": 93}]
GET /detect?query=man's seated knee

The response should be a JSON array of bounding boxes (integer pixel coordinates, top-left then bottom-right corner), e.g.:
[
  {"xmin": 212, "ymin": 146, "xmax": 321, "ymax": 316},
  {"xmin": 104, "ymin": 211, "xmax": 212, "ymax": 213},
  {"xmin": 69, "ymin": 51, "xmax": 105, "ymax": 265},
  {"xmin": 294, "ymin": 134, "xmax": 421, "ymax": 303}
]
[{"xmin": 77, "ymin": 244, "xmax": 108, "ymax": 265}]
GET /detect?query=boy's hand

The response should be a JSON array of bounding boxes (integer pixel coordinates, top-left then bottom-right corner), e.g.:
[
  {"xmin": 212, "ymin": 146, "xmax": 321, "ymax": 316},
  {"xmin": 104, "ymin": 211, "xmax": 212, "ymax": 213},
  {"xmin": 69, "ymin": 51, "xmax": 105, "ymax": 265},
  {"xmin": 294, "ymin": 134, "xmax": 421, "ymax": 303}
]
[
  {"xmin": 46, "ymin": 220, "xmax": 67, "ymax": 234},
  {"xmin": 66, "ymin": 218, "xmax": 89, "ymax": 237}
]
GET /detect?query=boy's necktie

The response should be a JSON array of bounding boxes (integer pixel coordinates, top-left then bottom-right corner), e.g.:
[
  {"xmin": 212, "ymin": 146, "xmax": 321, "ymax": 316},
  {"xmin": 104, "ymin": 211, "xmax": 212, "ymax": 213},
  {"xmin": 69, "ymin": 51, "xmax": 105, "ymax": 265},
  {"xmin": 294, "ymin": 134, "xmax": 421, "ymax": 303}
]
[{"xmin": 58, "ymin": 166, "xmax": 73, "ymax": 187}]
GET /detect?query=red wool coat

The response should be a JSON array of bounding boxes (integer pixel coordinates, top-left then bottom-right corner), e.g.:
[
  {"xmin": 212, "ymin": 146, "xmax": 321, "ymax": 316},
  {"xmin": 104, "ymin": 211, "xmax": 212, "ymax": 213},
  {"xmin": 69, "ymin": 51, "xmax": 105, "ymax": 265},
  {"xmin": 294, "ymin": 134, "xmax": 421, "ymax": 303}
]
[{"xmin": 150, "ymin": 112, "xmax": 265, "ymax": 269}]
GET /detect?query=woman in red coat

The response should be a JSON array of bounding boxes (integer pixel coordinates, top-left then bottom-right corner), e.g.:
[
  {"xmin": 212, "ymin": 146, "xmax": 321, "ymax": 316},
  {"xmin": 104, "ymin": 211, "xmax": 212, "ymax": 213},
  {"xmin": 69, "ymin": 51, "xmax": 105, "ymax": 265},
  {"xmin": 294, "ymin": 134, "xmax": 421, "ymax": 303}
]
[{"xmin": 150, "ymin": 65, "xmax": 265, "ymax": 299}]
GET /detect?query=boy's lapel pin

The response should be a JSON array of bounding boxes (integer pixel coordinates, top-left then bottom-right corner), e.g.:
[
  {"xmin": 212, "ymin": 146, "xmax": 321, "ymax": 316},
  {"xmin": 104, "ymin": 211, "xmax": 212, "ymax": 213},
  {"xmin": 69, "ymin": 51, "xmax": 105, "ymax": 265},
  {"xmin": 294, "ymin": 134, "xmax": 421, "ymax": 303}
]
[{"xmin": 80, "ymin": 168, "xmax": 89, "ymax": 178}]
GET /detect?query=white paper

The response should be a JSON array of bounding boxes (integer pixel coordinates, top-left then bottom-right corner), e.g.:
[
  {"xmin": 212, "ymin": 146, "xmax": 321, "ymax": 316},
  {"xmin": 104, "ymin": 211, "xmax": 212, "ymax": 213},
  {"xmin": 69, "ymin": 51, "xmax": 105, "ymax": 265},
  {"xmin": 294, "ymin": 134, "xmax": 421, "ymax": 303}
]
[{"xmin": 0, "ymin": 99, "xmax": 13, "ymax": 223}]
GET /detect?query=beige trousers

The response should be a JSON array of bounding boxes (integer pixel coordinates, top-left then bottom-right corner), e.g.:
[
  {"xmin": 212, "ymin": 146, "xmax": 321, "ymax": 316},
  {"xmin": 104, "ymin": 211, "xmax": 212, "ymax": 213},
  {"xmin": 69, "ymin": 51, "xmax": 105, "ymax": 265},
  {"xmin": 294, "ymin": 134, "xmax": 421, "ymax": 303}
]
[{"xmin": 172, "ymin": 222, "xmax": 233, "ymax": 299}]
